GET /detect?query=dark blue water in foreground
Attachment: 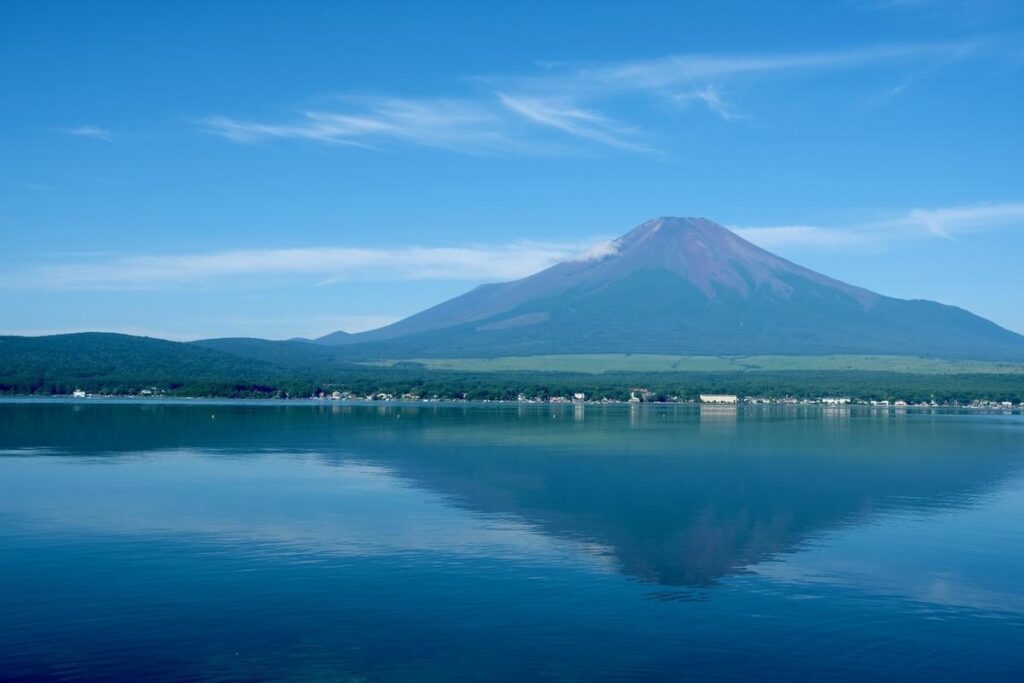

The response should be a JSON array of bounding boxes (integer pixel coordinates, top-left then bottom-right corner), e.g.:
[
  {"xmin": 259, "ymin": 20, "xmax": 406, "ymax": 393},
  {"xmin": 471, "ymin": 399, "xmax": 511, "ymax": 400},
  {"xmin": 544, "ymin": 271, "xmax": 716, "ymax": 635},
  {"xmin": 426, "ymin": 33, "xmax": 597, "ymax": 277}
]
[{"xmin": 1, "ymin": 400, "xmax": 1023, "ymax": 681}]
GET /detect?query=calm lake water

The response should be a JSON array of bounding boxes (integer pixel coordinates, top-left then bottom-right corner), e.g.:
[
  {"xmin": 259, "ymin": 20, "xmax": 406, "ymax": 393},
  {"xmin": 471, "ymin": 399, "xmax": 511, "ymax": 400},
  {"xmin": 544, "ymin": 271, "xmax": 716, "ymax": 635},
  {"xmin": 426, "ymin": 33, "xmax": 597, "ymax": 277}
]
[{"xmin": 1, "ymin": 400, "xmax": 1023, "ymax": 681}]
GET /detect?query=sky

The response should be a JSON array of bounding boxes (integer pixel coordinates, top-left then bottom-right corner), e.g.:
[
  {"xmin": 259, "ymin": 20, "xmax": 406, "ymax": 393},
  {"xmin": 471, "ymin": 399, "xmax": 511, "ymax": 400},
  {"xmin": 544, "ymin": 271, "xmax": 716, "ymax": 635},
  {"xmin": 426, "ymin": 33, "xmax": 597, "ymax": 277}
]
[{"xmin": 2, "ymin": 0, "xmax": 1023, "ymax": 340}]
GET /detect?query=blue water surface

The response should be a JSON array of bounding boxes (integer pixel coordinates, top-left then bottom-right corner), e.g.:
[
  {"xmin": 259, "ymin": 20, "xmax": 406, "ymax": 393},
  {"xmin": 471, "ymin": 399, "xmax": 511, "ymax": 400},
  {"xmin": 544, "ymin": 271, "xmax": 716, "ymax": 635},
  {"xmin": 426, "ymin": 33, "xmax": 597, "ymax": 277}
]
[{"xmin": 1, "ymin": 400, "xmax": 1022, "ymax": 681}]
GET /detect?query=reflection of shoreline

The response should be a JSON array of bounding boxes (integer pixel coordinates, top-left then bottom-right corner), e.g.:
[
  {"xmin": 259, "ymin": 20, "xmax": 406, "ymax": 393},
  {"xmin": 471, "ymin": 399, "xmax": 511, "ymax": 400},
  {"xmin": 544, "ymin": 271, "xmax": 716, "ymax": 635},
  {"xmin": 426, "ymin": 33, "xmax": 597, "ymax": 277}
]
[
  {"xmin": 699, "ymin": 405, "xmax": 737, "ymax": 435},
  {"xmin": 3, "ymin": 397, "xmax": 1024, "ymax": 417},
  {"xmin": 5, "ymin": 401, "xmax": 1023, "ymax": 458},
  {"xmin": 699, "ymin": 406, "xmax": 737, "ymax": 416}
]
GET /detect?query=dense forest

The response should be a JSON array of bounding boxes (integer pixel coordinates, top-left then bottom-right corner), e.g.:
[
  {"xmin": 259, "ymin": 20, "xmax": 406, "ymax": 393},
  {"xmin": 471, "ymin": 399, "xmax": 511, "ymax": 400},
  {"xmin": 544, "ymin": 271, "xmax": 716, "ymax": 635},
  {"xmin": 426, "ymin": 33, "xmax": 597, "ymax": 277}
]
[{"xmin": 3, "ymin": 333, "xmax": 1024, "ymax": 403}]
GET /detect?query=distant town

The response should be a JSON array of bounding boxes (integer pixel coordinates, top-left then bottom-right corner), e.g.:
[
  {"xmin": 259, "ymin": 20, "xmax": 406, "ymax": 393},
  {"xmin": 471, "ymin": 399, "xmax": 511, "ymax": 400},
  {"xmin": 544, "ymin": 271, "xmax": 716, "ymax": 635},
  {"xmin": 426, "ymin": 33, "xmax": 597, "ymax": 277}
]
[{"xmin": 60, "ymin": 386, "xmax": 1024, "ymax": 410}]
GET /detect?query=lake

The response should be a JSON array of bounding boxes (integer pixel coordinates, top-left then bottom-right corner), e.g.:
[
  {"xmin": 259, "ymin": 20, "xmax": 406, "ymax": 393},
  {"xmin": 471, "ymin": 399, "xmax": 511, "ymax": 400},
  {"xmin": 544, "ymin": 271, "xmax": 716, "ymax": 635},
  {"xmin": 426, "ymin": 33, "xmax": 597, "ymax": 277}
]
[{"xmin": 1, "ymin": 399, "xmax": 1023, "ymax": 681}]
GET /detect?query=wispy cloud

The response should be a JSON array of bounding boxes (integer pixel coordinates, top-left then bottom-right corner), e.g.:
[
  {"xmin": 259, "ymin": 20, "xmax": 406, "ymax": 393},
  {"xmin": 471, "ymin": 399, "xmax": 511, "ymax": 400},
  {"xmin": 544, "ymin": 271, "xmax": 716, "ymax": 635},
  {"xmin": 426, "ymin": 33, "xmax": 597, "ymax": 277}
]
[
  {"xmin": 13, "ymin": 202, "xmax": 1022, "ymax": 292},
  {"xmin": 732, "ymin": 225, "xmax": 876, "ymax": 250},
  {"xmin": 734, "ymin": 202, "xmax": 1024, "ymax": 250},
  {"xmin": 202, "ymin": 93, "xmax": 650, "ymax": 155},
  {"xmin": 201, "ymin": 97, "xmax": 526, "ymax": 154},
  {"xmin": 672, "ymin": 85, "xmax": 740, "ymax": 121},
  {"xmin": 59, "ymin": 125, "xmax": 112, "ymax": 141},
  {"xmin": 898, "ymin": 203, "xmax": 1024, "ymax": 237},
  {"xmin": 201, "ymin": 39, "xmax": 995, "ymax": 155},
  {"xmin": 496, "ymin": 93, "xmax": 648, "ymax": 151},
  {"xmin": 856, "ymin": 0, "xmax": 1003, "ymax": 13},
  {"xmin": 8, "ymin": 240, "xmax": 612, "ymax": 291},
  {"xmin": 530, "ymin": 40, "xmax": 983, "ymax": 93}
]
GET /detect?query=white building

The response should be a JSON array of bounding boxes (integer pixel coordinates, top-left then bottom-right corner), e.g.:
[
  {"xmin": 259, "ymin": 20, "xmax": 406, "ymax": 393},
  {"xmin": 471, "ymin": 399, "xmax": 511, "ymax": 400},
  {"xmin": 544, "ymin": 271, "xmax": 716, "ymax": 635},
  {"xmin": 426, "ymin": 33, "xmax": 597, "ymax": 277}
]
[
  {"xmin": 700, "ymin": 394, "xmax": 738, "ymax": 404},
  {"xmin": 822, "ymin": 397, "xmax": 851, "ymax": 405},
  {"xmin": 72, "ymin": 389, "xmax": 87, "ymax": 398},
  {"xmin": 573, "ymin": 392, "xmax": 586, "ymax": 403}
]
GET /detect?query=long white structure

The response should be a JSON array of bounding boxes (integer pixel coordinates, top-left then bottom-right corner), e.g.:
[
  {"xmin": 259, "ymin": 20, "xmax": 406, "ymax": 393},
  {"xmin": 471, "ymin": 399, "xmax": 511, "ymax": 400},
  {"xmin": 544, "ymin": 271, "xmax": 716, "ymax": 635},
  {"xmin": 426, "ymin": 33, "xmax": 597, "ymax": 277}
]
[{"xmin": 700, "ymin": 394, "xmax": 738, "ymax": 404}]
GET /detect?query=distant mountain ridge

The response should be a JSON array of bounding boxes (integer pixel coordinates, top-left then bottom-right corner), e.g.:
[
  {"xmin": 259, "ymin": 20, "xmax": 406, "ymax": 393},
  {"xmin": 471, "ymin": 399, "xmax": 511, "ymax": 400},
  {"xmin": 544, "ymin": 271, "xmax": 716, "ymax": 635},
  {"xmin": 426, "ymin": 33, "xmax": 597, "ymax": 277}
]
[{"xmin": 315, "ymin": 217, "xmax": 1024, "ymax": 360}]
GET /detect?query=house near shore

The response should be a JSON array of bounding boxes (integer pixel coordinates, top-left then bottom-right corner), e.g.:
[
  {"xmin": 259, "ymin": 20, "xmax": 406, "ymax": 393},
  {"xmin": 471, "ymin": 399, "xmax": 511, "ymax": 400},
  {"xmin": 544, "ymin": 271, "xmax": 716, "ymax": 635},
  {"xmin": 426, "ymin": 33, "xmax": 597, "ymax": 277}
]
[
  {"xmin": 700, "ymin": 394, "xmax": 738, "ymax": 404},
  {"xmin": 72, "ymin": 389, "xmax": 87, "ymax": 398},
  {"xmin": 629, "ymin": 388, "xmax": 655, "ymax": 403}
]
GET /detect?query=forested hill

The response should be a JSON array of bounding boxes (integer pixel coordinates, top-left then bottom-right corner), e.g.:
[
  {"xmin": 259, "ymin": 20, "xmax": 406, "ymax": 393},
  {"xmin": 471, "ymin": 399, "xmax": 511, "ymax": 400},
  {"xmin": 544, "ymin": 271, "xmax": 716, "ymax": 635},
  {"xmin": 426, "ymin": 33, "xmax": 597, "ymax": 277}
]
[
  {"xmin": 2, "ymin": 332, "xmax": 1024, "ymax": 403},
  {"xmin": 0, "ymin": 333, "xmax": 290, "ymax": 396}
]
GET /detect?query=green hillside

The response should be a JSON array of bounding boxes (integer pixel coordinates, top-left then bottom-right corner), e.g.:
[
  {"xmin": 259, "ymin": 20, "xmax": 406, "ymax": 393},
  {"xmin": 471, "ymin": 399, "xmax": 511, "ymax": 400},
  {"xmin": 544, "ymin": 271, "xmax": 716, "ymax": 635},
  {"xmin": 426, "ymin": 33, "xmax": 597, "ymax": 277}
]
[
  {"xmin": 0, "ymin": 333, "xmax": 290, "ymax": 396},
  {"xmin": 2, "ymin": 333, "xmax": 1024, "ymax": 403},
  {"xmin": 360, "ymin": 354, "xmax": 1024, "ymax": 375}
]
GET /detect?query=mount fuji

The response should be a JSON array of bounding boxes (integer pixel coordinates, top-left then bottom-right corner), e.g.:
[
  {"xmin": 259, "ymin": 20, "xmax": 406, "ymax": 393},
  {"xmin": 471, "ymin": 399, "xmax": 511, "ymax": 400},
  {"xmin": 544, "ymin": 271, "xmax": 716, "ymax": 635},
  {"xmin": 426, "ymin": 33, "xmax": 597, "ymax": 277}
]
[{"xmin": 314, "ymin": 217, "xmax": 1024, "ymax": 360}]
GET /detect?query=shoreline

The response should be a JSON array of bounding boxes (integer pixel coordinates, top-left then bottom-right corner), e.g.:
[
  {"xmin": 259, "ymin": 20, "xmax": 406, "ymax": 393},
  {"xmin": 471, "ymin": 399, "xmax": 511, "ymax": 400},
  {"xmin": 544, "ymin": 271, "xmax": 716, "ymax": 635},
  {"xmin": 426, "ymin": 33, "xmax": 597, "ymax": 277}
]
[{"xmin": 2, "ymin": 395, "xmax": 1022, "ymax": 414}]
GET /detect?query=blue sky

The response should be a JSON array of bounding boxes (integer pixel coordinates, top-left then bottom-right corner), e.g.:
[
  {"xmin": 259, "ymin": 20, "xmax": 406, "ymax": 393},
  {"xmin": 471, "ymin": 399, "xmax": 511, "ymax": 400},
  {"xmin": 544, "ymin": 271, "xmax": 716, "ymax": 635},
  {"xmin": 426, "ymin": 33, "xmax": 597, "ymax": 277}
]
[{"xmin": 2, "ymin": 0, "xmax": 1023, "ymax": 340}]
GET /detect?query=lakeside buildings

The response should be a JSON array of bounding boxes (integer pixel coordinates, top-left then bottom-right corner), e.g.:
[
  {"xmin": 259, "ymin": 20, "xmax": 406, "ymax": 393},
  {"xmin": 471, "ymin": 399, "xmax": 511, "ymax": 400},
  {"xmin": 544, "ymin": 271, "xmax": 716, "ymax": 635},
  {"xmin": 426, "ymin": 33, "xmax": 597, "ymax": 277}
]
[
  {"xmin": 700, "ymin": 394, "xmax": 739, "ymax": 404},
  {"xmin": 47, "ymin": 389, "xmax": 1024, "ymax": 410}
]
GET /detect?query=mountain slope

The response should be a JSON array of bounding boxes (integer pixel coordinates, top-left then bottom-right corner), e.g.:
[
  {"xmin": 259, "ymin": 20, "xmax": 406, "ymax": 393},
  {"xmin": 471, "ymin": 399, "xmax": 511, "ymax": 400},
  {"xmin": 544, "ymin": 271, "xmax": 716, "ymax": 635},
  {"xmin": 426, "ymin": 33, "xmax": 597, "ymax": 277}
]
[
  {"xmin": 318, "ymin": 217, "xmax": 1024, "ymax": 360},
  {"xmin": 192, "ymin": 337, "xmax": 347, "ymax": 368}
]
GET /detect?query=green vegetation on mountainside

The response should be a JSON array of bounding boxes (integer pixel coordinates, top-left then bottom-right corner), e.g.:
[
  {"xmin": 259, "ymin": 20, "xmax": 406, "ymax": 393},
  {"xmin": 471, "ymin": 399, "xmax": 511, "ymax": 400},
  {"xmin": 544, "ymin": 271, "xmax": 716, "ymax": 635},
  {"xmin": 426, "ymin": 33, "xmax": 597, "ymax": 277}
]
[
  {"xmin": 359, "ymin": 354, "xmax": 1024, "ymax": 374},
  {"xmin": 2, "ymin": 333, "xmax": 1023, "ymax": 402}
]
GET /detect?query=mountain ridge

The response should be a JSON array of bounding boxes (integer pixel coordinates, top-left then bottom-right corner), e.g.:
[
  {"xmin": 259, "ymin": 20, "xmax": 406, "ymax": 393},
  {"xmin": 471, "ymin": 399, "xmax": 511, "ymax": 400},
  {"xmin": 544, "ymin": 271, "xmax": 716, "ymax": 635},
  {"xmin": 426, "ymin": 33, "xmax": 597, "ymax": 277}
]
[{"xmin": 314, "ymin": 217, "xmax": 1024, "ymax": 361}]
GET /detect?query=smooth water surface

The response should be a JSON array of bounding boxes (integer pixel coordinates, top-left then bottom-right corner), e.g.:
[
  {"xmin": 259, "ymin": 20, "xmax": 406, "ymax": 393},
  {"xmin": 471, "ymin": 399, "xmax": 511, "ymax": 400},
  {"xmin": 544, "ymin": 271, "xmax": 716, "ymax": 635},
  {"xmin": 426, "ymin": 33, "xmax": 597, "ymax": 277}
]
[{"xmin": 2, "ymin": 400, "xmax": 1023, "ymax": 681}]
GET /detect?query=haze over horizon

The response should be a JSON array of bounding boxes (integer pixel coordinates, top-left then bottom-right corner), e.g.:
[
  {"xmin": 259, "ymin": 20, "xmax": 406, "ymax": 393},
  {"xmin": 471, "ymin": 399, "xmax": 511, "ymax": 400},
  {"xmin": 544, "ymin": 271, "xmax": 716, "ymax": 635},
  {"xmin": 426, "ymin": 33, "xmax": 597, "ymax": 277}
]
[{"xmin": 3, "ymin": 1, "xmax": 1023, "ymax": 340}]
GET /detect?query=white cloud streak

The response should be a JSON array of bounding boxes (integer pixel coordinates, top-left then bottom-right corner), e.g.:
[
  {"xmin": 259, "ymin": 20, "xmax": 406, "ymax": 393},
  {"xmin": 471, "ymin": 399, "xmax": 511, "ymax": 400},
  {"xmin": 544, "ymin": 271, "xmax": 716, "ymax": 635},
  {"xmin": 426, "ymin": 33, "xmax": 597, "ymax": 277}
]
[
  {"xmin": 496, "ymin": 93, "xmax": 648, "ymax": 151},
  {"xmin": 12, "ymin": 203, "xmax": 1021, "ymax": 292},
  {"xmin": 60, "ymin": 125, "xmax": 112, "ymax": 141},
  {"xmin": 202, "ymin": 98, "xmax": 526, "ymax": 154},
  {"xmin": 9, "ymin": 240, "xmax": 612, "ymax": 291},
  {"xmin": 566, "ymin": 41, "xmax": 978, "ymax": 92},
  {"xmin": 201, "ymin": 39, "xmax": 992, "ymax": 155},
  {"xmin": 732, "ymin": 225, "xmax": 876, "ymax": 250},
  {"xmin": 734, "ymin": 202, "xmax": 1024, "ymax": 250},
  {"xmin": 202, "ymin": 93, "xmax": 650, "ymax": 154},
  {"xmin": 672, "ymin": 85, "xmax": 740, "ymax": 121}
]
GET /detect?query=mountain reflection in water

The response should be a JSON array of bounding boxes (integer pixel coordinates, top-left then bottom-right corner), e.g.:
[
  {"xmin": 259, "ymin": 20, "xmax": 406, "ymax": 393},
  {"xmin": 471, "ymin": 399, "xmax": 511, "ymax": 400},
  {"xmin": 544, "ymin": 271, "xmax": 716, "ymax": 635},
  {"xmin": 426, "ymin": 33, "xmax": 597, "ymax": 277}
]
[{"xmin": 3, "ymin": 401, "xmax": 1021, "ymax": 588}]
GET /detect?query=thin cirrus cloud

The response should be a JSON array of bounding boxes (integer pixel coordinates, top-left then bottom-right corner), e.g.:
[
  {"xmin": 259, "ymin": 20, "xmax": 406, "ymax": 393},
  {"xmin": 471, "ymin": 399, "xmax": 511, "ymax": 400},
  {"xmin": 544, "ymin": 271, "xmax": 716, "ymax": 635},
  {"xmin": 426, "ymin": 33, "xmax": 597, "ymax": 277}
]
[
  {"xmin": 201, "ymin": 94, "xmax": 643, "ymax": 155},
  {"xmin": 671, "ymin": 85, "xmax": 740, "ymax": 121},
  {"xmin": 565, "ymin": 40, "xmax": 980, "ymax": 91},
  {"xmin": 733, "ymin": 202, "xmax": 1024, "ymax": 250},
  {"xmin": 495, "ymin": 93, "xmax": 649, "ymax": 152},
  {"xmin": 11, "ymin": 202, "xmax": 1022, "ymax": 292},
  {"xmin": 200, "ymin": 39, "xmax": 992, "ymax": 155},
  {"xmin": 200, "ymin": 97, "xmax": 531, "ymax": 154},
  {"xmin": 59, "ymin": 125, "xmax": 112, "ymax": 141},
  {"xmin": 12, "ymin": 240, "xmax": 613, "ymax": 291}
]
